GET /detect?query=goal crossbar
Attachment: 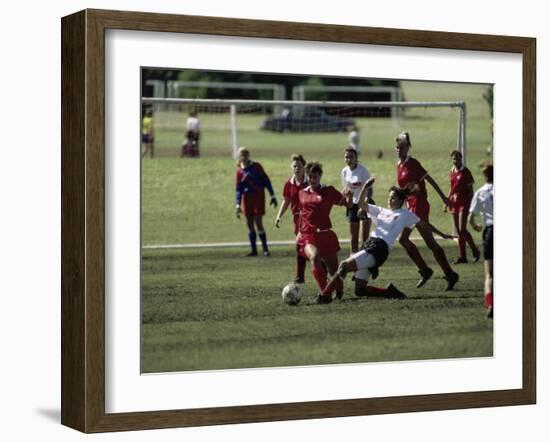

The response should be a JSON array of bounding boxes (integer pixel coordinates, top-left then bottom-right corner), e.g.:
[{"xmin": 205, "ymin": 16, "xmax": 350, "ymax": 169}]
[{"xmin": 142, "ymin": 97, "xmax": 465, "ymax": 109}]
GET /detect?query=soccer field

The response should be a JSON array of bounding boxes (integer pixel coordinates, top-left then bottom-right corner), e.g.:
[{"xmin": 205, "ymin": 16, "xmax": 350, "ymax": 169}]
[
  {"xmin": 142, "ymin": 243, "xmax": 492, "ymax": 373},
  {"xmin": 141, "ymin": 80, "xmax": 493, "ymax": 373}
]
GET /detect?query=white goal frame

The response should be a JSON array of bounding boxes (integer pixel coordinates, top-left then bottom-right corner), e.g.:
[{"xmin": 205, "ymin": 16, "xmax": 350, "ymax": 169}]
[{"xmin": 141, "ymin": 98, "xmax": 467, "ymax": 164}]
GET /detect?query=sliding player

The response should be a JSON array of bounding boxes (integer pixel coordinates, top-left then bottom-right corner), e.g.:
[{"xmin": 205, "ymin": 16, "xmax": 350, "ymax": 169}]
[
  {"xmin": 297, "ymin": 162, "xmax": 352, "ymax": 304},
  {"xmin": 322, "ymin": 178, "xmax": 417, "ymax": 299},
  {"xmin": 468, "ymin": 164, "xmax": 494, "ymax": 318},
  {"xmin": 275, "ymin": 154, "xmax": 308, "ymax": 283},
  {"xmin": 448, "ymin": 150, "xmax": 480, "ymax": 263},
  {"xmin": 395, "ymin": 132, "xmax": 459, "ymax": 291},
  {"xmin": 235, "ymin": 148, "xmax": 278, "ymax": 256}
]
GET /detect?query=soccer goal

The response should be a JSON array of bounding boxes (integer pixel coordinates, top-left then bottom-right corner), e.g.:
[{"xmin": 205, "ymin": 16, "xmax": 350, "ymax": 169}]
[{"xmin": 141, "ymin": 97, "xmax": 467, "ymax": 164}]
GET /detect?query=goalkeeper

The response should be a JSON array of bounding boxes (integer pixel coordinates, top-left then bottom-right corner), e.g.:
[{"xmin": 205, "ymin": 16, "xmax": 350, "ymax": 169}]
[{"xmin": 235, "ymin": 147, "xmax": 278, "ymax": 257}]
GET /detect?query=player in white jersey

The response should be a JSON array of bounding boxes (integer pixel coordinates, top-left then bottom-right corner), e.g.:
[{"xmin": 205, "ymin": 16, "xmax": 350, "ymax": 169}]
[
  {"xmin": 341, "ymin": 147, "xmax": 372, "ymax": 253},
  {"xmin": 322, "ymin": 177, "xmax": 453, "ymax": 300},
  {"xmin": 182, "ymin": 110, "xmax": 201, "ymax": 157},
  {"xmin": 468, "ymin": 164, "xmax": 494, "ymax": 318}
]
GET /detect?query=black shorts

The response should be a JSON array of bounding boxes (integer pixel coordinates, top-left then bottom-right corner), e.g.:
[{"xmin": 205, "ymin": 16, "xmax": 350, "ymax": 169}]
[
  {"xmin": 346, "ymin": 199, "xmax": 375, "ymax": 223},
  {"xmin": 483, "ymin": 225, "xmax": 493, "ymax": 260},
  {"xmin": 346, "ymin": 204, "xmax": 361, "ymax": 222},
  {"xmin": 362, "ymin": 237, "xmax": 389, "ymax": 268}
]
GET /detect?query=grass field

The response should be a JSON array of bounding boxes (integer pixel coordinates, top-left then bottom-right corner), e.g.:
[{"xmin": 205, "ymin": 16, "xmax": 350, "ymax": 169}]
[{"xmin": 141, "ymin": 80, "xmax": 493, "ymax": 373}]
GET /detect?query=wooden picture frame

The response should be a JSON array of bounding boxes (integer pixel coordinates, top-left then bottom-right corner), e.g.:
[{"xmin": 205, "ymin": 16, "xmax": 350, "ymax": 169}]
[{"xmin": 61, "ymin": 8, "xmax": 536, "ymax": 433}]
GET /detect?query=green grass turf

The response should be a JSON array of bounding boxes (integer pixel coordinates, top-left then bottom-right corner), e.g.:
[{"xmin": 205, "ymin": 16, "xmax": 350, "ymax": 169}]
[
  {"xmin": 141, "ymin": 80, "xmax": 493, "ymax": 373},
  {"xmin": 141, "ymin": 243, "xmax": 492, "ymax": 373}
]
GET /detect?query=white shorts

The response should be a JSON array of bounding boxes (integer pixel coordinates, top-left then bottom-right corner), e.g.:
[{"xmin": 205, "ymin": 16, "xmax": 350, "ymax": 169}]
[{"xmin": 351, "ymin": 250, "xmax": 377, "ymax": 281}]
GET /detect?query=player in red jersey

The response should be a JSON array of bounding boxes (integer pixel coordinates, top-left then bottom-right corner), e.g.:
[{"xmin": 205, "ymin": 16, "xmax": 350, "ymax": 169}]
[
  {"xmin": 235, "ymin": 148, "xmax": 277, "ymax": 257},
  {"xmin": 395, "ymin": 132, "xmax": 459, "ymax": 291},
  {"xmin": 297, "ymin": 162, "xmax": 353, "ymax": 304},
  {"xmin": 275, "ymin": 154, "xmax": 308, "ymax": 283},
  {"xmin": 448, "ymin": 150, "xmax": 481, "ymax": 264}
]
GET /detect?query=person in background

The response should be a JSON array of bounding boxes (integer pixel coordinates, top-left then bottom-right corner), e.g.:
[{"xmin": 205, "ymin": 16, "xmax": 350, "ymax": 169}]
[
  {"xmin": 235, "ymin": 148, "xmax": 277, "ymax": 257},
  {"xmin": 468, "ymin": 163, "xmax": 494, "ymax": 318},
  {"xmin": 185, "ymin": 110, "xmax": 201, "ymax": 156},
  {"xmin": 395, "ymin": 131, "xmax": 459, "ymax": 291},
  {"xmin": 275, "ymin": 154, "xmax": 308, "ymax": 283},
  {"xmin": 448, "ymin": 150, "xmax": 480, "ymax": 263},
  {"xmin": 341, "ymin": 147, "xmax": 372, "ymax": 254},
  {"xmin": 141, "ymin": 105, "xmax": 154, "ymax": 158}
]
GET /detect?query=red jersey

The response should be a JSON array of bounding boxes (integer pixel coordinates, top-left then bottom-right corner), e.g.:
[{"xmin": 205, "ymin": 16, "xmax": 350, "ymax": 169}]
[
  {"xmin": 397, "ymin": 156, "xmax": 428, "ymax": 202},
  {"xmin": 449, "ymin": 166, "xmax": 474, "ymax": 211},
  {"xmin": 283, "ymin": 176, "xmax": 308, "ymax": 215},
  {"xmin": 298, "ymin": 185, "xmax": 345, "ymax": 234}
]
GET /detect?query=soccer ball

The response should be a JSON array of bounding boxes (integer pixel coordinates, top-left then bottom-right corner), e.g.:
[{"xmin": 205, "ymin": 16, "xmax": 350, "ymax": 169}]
[{"xmin": 281, "ymin": 282, "xmax": 303, "ymax": 306}]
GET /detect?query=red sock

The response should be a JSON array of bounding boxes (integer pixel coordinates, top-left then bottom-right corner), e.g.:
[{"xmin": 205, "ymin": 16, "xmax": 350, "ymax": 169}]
[
  {"xmin": 433, "ymin": 246, "xmax": 452, "ymax": 274},
  {"xmin": 364, "ymin": 286, "xmax": 388, "ymax": 297},
  {"xmin": 312, "ymin": 263, "xmax": 327, "ymax": 293},
  {"xmin": 296, "ymin": 245, "xmax": 306, "ymax": 280},
  {"xmin": 484, "ymin": 292, "xmax": 493, "ymax": 308},
  {"xmin": 322, "ymin": 274, "xmax": 342, "ymax": 296}
]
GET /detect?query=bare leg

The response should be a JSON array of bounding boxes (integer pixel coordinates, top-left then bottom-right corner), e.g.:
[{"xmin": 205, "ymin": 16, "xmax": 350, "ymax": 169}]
[
  {"xmin": 361, "ymin": 217, "xmax": 371, "ymax": 243},
  {"xmin": 399, "ymin": 227, "xmax": 429, "ymax": 271},
  {"xmin": 458, "ymin": 211, "xmax": 480, "ymax": 259},
  {"xmin": 322, "ymin": 254, "xmax": 342, "ymax": 298}
]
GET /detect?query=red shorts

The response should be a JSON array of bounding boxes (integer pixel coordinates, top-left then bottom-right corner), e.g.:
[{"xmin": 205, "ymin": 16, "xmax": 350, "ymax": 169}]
[
  {"xmin": 448, "ymin": 196, "xmax": 471, "ymax": 214},
  {"xmin": 298, "ymin": 230, "xmax": 341, "ymax": 259},
  {"xmin": 407, "ymin": 198, "xmax": 430, "ymax": 222},
  {"xmin": 241, "ymin": 192, "xmax": 265, "ymax": 217}
]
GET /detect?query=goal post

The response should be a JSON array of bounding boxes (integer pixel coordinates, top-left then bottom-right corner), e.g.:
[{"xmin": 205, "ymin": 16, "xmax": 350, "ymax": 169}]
[{"xmin": 141, "ymin": 97, "xmax": 467, "ymax": 163}]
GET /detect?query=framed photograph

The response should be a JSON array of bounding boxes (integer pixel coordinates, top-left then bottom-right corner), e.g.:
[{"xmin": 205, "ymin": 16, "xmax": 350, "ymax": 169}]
[{"xmin": 61, "ymin": 9, "xmax": 536, "ymax": 433}]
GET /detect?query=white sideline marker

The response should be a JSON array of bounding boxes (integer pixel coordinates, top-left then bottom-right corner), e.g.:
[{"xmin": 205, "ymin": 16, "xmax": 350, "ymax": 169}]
[{"xmin": 142, "ymin": 236, "xmax": 442, "ymax": 250}]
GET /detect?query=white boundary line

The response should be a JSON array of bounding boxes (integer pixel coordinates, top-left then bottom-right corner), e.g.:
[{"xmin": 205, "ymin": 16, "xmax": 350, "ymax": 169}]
[{"xmin": 142, "ymin": 236, "xmax": 441, "ymax": 250}]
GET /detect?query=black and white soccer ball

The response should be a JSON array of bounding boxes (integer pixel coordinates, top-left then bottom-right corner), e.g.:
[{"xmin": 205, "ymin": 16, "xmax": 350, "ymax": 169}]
[{"xmin": 281, "ymin": 282, "xmax": 303, "ymax": 306}]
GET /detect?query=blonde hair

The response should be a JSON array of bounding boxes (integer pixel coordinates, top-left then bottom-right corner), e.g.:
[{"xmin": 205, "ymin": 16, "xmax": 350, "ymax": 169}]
[{"xmin": 396, "ymin": 132, "xmax": 411, "ymax": 146}]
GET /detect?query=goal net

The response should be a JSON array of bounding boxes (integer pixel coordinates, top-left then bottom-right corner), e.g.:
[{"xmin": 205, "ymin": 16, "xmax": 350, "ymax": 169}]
[{"xmin": 141, "ymin": 97, "xmax": 467, "ymax": 163}]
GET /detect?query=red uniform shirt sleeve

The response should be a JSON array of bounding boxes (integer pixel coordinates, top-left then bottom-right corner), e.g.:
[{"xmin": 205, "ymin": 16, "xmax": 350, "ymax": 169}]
[
  {"xmin": 409, "ymin": 158, "xmax": 428, "ymax": 182},
  {"xmin": 283, "ymin": 180, "xmax": 291, "ymax": 199},
  {"xmin": 328, "ymin": 186, "xmax": 345, "ymax": 206}
]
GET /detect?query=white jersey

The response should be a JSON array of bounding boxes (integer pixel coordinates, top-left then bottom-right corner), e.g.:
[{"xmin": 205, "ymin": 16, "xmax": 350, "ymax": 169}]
[
  {"xmin": 186, "ymin": 116, "xmax": 201, "ymax": 132},
  {"xmin": 469, "ymin": 183, "xmax": 493, "ymax": 226},
  {"xmin": 341, "ymin": 164, "xmax": 371, "ymax": 204},
  {"xmin": 367, "ymin": 205, "xmax": 420, "ymax": 248}
]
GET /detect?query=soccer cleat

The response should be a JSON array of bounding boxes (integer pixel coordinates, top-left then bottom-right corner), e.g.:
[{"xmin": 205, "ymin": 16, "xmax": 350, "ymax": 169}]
[
  {"xmin": 444, "ymin": 271, "xmax": 459, "ymax": 291},
  {"xmin": 293, "ymin": 276, "xmax": 305, "ymax": 284},
  {"xmin": 472, "ymin": 249, "xmax": 481, "ymax": 263},
  {"xmin": 245, "ymin": 251, "xmax": 258, "ymax": 257},
  {"xmin": 386, "ymin": 283, "xmax": 407, "ymax": 299},
  {"xmin": 453, "ymin": 257, "xmax": 468, "ymax": 264},
  {"xmin": 312, "ymin": 293, "xmax": 333, "ymax": 304},
  {"xmin": 416, "ymin": 267, "xmax": 434, "ymax": 288},
  {"xmin": 263, "ymin": 251, "xmax": 271, "ymax": 257},
  {"xmin": 487, "ymin": 306, "xmax": 493, "ymax": 319}
]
